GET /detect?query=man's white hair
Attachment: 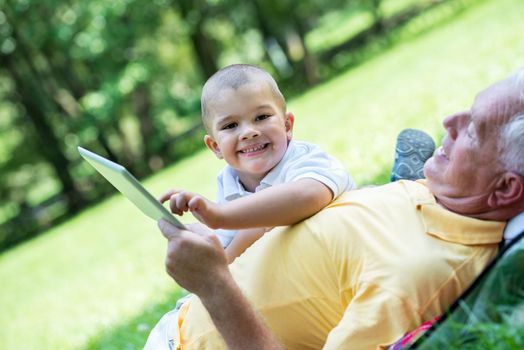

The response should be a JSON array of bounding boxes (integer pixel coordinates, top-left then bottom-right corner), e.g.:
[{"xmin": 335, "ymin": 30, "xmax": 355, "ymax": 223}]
[{"xmin": 499, "ymin": 68, "xmax": 524, "ymax": 176}]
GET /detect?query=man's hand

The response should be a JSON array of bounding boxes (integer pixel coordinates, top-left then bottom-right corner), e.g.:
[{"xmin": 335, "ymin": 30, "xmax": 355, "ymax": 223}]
[
  {"xmin": 158, "ymin": 220, "xmax": 283, "ymax": 350},
  {"xmin": 158, "ymin": 220, "xmax": 229, "ymax": 296},
  {"xmin": 158, "ymin": 189, "xmax": 224, "ymax": 229}
]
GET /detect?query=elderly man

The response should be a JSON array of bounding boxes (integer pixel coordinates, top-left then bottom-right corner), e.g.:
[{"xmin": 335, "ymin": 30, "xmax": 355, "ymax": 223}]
[{"xmin": 154, "ymin": 70, "xmax": 524, "ymax": 349}]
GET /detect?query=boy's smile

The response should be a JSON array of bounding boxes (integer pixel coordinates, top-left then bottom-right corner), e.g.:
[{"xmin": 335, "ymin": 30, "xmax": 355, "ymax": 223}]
[
  {"xmin": 204, "ymin": 80, "xmax": 294, "ymax": 191},
  {"xmin": 238, "ymin": 143, "xmax": 270, "ymax": 157}
]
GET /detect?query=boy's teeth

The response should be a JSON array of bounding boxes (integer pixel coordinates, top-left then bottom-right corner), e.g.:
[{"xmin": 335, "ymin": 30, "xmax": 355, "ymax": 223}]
[{"xmin": 243, "ymin": 144, "xmax": 265, "ymax": 153}]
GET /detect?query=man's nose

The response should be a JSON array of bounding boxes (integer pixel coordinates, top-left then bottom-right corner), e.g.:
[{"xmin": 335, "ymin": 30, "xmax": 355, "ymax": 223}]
[{"xmin": 443, "ymin": 111, "xmax": 469, "ymax": 139}]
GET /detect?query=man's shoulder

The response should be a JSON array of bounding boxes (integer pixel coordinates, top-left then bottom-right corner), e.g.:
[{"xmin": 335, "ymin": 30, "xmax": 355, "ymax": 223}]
[
  {"xmin": 324, "ymin": 180, "xmax": 432, "ymax": 213},
  {"xmin": 332, "ymin": 181, "xmax": 414, "ymax": 202}
]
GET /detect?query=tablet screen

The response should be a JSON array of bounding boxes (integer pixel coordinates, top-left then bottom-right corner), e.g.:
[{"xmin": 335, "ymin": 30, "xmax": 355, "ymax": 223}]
[{"xmin": 78, "ymin": 147, "xmax": 185, "ymax": 229}]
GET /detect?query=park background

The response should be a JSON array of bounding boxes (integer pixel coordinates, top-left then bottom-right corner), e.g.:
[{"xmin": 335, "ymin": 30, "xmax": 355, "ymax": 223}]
[{"xmin": 1, "ymin": 0, "xmax": 524, "ymax": 348}]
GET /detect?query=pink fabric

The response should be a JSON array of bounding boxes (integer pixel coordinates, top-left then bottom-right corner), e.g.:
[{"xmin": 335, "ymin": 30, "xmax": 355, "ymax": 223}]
[{"xmin": 388, "ymin": 316, "xmax": 440, "ymax": 349}]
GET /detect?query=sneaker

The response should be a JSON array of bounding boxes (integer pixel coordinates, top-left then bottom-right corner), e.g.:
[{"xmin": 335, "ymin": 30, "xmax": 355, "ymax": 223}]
[{"xmin": 391, "ymin": 129, "xmax": 435, "ymax": 182}]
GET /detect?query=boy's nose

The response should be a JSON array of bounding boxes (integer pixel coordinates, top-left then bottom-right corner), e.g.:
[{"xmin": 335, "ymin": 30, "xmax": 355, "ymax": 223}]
[{"xmin": 240, "ymin": 126, "xmax": 260, "ymax": 140}]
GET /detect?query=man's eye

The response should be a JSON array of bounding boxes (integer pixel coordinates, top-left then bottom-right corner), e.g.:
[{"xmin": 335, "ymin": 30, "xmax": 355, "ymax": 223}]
[
  {"xmin": 256, "ymin": 114, "xmax": 270, "ymax": 121},
  {"xmin": 466, "ymin": 124, "xmax": 475, "ymax": 138},
  {"xmin": 221, "ymin": 122, "xmax": 237, "ymax": 130}
]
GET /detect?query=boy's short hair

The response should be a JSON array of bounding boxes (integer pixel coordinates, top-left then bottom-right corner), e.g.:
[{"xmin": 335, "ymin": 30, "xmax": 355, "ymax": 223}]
[{"xmin": 201, "ymin": 64, "xmax": 286, "ymax": 132}]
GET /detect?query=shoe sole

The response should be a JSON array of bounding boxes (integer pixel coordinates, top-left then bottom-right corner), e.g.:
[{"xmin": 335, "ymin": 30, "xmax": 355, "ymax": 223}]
[{"xmin": 391, "ymin": 129, "xmax": 435, "ymax": 181}]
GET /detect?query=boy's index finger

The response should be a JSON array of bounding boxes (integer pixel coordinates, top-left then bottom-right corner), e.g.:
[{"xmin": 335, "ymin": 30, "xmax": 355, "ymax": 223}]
[{"xmin": 158, "ymin": 189, "xmax": 179, "ymax": 203}]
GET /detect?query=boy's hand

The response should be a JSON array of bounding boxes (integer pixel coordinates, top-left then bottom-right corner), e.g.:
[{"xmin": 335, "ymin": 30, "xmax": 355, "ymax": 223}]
[{"xmin": 159, "ymin": 189, "xmax": 224, "ymax": 229}]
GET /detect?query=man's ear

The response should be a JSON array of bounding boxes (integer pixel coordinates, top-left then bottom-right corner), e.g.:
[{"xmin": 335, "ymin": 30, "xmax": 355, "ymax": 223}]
[
  {"xmin": 285, "ymin": 112, "xmax": 295, "ymax": 141},
  {"xmin": 488, "ymin": 172, "xmax": 524, "ymax": 208},
  {"xmin": 204, "ymin": 135, "xmax": 223, "ymax": 159}
]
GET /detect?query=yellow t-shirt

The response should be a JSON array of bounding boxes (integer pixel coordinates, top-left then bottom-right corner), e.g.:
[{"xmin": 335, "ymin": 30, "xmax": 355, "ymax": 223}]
[{"xmin": 174, "ymin": 180, "xmax": 505, "ymax": 349}]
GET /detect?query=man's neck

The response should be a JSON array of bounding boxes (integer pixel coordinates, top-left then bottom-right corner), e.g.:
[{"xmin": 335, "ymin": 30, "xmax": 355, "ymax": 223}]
[{"xmin": 436, "ymin": 194, "xmax": 514, "ymax": 221}]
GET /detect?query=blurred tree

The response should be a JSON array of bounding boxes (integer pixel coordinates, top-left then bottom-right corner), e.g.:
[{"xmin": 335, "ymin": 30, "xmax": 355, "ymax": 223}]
[
  {"xmin": 0, "ymin": 0, "xmax": 464, "ymax": 250},
  {"xmin": 174, "ymin": 0, "xmax": 219, "ymax": 79},
  {"xmin": 1, "ymin": 3, "xmax": 84, "ymax": 211},
  {"xmin": 0, "ymin": 0, "xmax": 207, "ymax": 248},
  {"xmin": 224, "ymin": 0, "xmax": 349, "ymax": 86}
]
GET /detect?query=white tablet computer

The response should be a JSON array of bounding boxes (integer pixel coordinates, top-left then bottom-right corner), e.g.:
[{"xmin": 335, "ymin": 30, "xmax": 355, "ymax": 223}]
[{"xmin": 78, "ymin": 146, "xmax": 185, "ymax": 229}]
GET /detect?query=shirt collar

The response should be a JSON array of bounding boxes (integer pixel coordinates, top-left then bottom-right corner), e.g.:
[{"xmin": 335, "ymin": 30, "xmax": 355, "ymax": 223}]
[
  {"xmin": 404, "ymin": 180, "xmax": 505, "ymax": 245},
  {"xmin": 221, "ymin": 167, "xmax": 251, "ymax": 201},
  {"xmin": 259, "ymin": 141, "xmax": 296, "ymax": 188},
  {"xmin": 504, "ymin": 211, "xmax": 524, "ymax": 243},
  {"xmin": 221, "ymin": 141, "xmax": 296, "ymax": 199}
]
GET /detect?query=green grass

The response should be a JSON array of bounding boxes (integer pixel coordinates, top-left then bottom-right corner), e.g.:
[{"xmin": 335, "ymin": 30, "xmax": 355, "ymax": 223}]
[
  {"xmin": 307, "ymin": 0, "xmax": 424, "ymax": 53},
  {"xmin": 2, "ymin": 0, "xmax": 524, "ymax": 348}
]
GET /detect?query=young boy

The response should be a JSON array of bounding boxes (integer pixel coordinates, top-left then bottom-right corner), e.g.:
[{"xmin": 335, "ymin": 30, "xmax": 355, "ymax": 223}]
[{"xmin": 159, "ymin": 64, "xmax": 355, "ymax": 262}]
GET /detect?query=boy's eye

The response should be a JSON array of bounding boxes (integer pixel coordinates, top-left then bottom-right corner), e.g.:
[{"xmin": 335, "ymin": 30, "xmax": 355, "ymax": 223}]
[
  {"xmin": 221, "ymin": 122, "xmax": 237, "ymax": 130},
  {"xmin": 255, "ymin": 114, "xmax": 270, "ymax": 121}
]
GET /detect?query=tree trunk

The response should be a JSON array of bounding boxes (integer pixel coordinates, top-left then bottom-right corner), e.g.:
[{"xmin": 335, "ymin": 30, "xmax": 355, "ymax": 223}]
[
  {"xmin": 3, "ymin": 54, "xmax": 84, "ymax": 211},
  {"xmin": 291, "ymin": 15, "xmax": 319, "ymax": 85},
  {"xmin": 133, "ymin": 83, "xmax": 159, "ymax": 171},
  {"xmin": 176, "ymin": 0, "xmax": 219, "ymax": 79},
  {"xmin": 2, "ymin": 8, "xmax": 84, "ymax": 211}
]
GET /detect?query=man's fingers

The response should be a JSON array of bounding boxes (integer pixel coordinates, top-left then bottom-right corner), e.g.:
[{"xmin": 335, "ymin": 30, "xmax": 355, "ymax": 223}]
[
  {"xmin": 158, "ymin": 219, "xmax": 181, "ymax": 239},
  {"xmin": 186, "ymin": 222, "xmax": 213, "ymax": 237}
]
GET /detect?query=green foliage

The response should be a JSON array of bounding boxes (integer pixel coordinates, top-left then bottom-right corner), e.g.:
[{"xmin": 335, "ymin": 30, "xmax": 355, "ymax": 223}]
[
  {"xmin": 425, "ymin": 320, "xmax": 524, "ymax": 349},
  {"xmin": 0, "ymin": 0, "xmax": 485, "ymax": 250},
  {"xmin": 84, "ymin": 290, "xmax": 186, "ymax": 350}
]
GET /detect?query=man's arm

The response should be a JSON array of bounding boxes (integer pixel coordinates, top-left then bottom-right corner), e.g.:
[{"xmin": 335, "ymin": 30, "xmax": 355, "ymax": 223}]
[
  {"xmin": 160, "ymin": 178, "xmax": 333, "ymax": 229},
  {"xmin": 158, "ymin": 220, "xmax": 283, "ymax": 350}
]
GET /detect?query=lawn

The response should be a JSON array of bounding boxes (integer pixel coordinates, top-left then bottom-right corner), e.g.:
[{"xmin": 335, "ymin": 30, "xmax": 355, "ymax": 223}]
[{"xmin": 1, "ymin": 0, "xmax": 524, "ymax": 348}]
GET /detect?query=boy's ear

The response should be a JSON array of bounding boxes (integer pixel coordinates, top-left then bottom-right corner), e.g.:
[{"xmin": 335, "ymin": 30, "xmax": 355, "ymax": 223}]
[
  {"xmin": 204, "ymin": 135, "xmax": 223, "ymax": 159},
  {"xmin": 285, "ymin": 112, "xmax": 295, "ymax": 141},
  {"xmin": 488, "ymin": 172, "xmax": 524, "ymax": 208}
]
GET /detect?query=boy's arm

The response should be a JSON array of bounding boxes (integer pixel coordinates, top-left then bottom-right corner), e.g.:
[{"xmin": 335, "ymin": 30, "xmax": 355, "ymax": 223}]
[
  {"xmin": 234, "ymin": 178, "xmax": 332, "ymax": 228},
  {"xmin": 225, "ymin": 227, "xmax": 268, "ymax": 263},
  {"xmin": 160, "ymin": 178, "xmax": 333, "ymax": 229},
  {"xmin": 209, "ymin": 178, "xmax": 332, "ymax": 229}
]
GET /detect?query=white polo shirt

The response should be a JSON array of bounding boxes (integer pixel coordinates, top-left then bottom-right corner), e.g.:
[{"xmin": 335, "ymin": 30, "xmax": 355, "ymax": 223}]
[
  {"xmin": 504, "ymin": 212, "xmax": 524, "ymax": 245},
  {"xmin": 214, "ymin": 140, "xmax": 355, "ymax": 247}
]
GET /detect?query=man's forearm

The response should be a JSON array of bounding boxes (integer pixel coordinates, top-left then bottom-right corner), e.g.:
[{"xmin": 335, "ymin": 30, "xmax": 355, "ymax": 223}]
[{"xmin": 199, "ymin": 270, "xmax": 283, "ymax": 350}]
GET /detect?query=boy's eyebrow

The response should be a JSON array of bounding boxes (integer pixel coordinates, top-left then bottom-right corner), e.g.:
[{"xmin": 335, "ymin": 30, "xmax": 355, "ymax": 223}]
[
  {"xmin": 213, "ymin": 114, "xmax": 235, "ymax": 125},
  {"xmin": 256, "ymin": 104, "xmax": 275, "ymax": 109}
]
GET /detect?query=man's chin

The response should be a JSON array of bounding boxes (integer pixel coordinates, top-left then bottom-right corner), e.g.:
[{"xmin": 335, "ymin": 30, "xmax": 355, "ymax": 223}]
[{"xmin": 422, "ymin": 161, "xmax": 438, "ymax": 183}]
